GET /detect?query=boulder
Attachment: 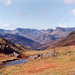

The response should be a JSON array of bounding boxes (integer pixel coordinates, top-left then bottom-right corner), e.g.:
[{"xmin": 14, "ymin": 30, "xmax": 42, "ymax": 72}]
[{"xmin": 13, "ymin": 52, "xmax": 19, "ymax": 57}]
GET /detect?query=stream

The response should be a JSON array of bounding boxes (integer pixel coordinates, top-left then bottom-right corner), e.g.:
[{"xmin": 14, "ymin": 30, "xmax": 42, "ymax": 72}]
[{"xmin": 4, "ymin": 55, "xmax": 37, "ymax": 66}]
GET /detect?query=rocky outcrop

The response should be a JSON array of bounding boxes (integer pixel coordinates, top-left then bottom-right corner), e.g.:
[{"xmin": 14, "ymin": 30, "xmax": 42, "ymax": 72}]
[
  {"xmin": 40, "ymin": 50, "xmax": 58, "ymax": 59},
  {"xmin": 10, "ymin": 52, "xmax": 20, "ymax": 58},
  {"xmin": 28, "ymin": 50, "xmax": 59, "ymax": 61},
  {"xmin": 38, "ymin": 50, "xmax": 59, "ymax": 59},
  {"xmin": 0, "ymin": 44, "xmax": 13, "ymax": 54},
  {"xmin": 0, "ymin": 38, "xmax": 21, "ymax": 58}
]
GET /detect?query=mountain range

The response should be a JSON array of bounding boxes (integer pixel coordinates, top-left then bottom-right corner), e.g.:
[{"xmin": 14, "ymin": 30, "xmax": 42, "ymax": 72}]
[{"xmin": 0, "ymin": 27, "xmax": 75, "ymax": 50}]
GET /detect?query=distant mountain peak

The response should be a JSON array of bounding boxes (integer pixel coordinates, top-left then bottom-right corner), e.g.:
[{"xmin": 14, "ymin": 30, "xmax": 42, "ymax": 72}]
[
  {"xmin": 55, "ymin": 27, "xmax": 65, "ymax": 32},
  {"xmin": 46, "ymin": 29, "xmax": 54, "ymax": 32}
]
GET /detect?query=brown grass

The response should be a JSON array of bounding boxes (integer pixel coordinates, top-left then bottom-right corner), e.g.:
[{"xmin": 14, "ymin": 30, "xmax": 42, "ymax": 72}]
[
  {"xmin": 0, "ymin": 46, "xmax": 75, "ymax": 75},
  {"xmin": 0, "ymin": 53, "xmax": 16, "ymax": 62}
]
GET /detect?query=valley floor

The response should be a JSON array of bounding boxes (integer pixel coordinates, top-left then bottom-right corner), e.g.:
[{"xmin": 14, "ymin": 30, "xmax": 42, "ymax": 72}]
[{"xmin": 0, "ymin": 46, "xmax": 75, "ymax": 75}]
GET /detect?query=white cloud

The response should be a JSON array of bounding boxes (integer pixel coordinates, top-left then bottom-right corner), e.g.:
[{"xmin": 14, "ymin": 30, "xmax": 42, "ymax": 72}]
[
  {"xmin": 4, "ymin": 0, "xmax": 12, "ymax": 6},
  {"xmin": 72, "ymin": 9, "xmax": 75, "ymax": 16},
  {"xmin": 58, "ymin": 24, "xmax": 67, "ymax": 28},
  {"xmin": 64, "ymin": 0, "xmax": 75, "ymax": 4}
]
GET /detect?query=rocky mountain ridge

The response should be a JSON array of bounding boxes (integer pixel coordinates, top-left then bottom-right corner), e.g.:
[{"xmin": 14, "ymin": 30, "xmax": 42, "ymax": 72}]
[{"xmin": 1, "ymin": 27, "xmax": 75, "ymax": 44}]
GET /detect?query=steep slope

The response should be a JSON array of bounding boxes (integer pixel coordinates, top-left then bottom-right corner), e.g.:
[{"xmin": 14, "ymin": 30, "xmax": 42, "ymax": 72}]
[
  {"xmin": 0, "ymin": 34, "xmax": 41, "ymax": 50},
  {"xmin": 51, "ymin": 31, "xmax": 75, "ymax": 48},
  {"xmin": 0, "ymin": 38, "xmax": 15, "ymax": 54},
  {"xmin": 0, "ymin": 37, "xmax": 30, "ymax": 55},
  {"xmin": 0, "ymin": 37, "xmax": 21, "ymax": 59}
]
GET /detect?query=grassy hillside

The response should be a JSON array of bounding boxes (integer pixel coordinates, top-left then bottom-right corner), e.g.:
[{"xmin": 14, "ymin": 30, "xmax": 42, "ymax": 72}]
[
  {"xmin": 0, "ymin": 46, "xmax": 75, "ymax": 75},
  {"xmin": 51, "ymin": 31, "xmax": 75, "ymax": 48}
]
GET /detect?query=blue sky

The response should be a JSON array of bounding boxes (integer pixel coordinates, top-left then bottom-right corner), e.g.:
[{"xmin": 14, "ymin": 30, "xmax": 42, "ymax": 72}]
[{"xmin": 0, "ymin": 0, "xmax": 75, "ymax": 30}]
